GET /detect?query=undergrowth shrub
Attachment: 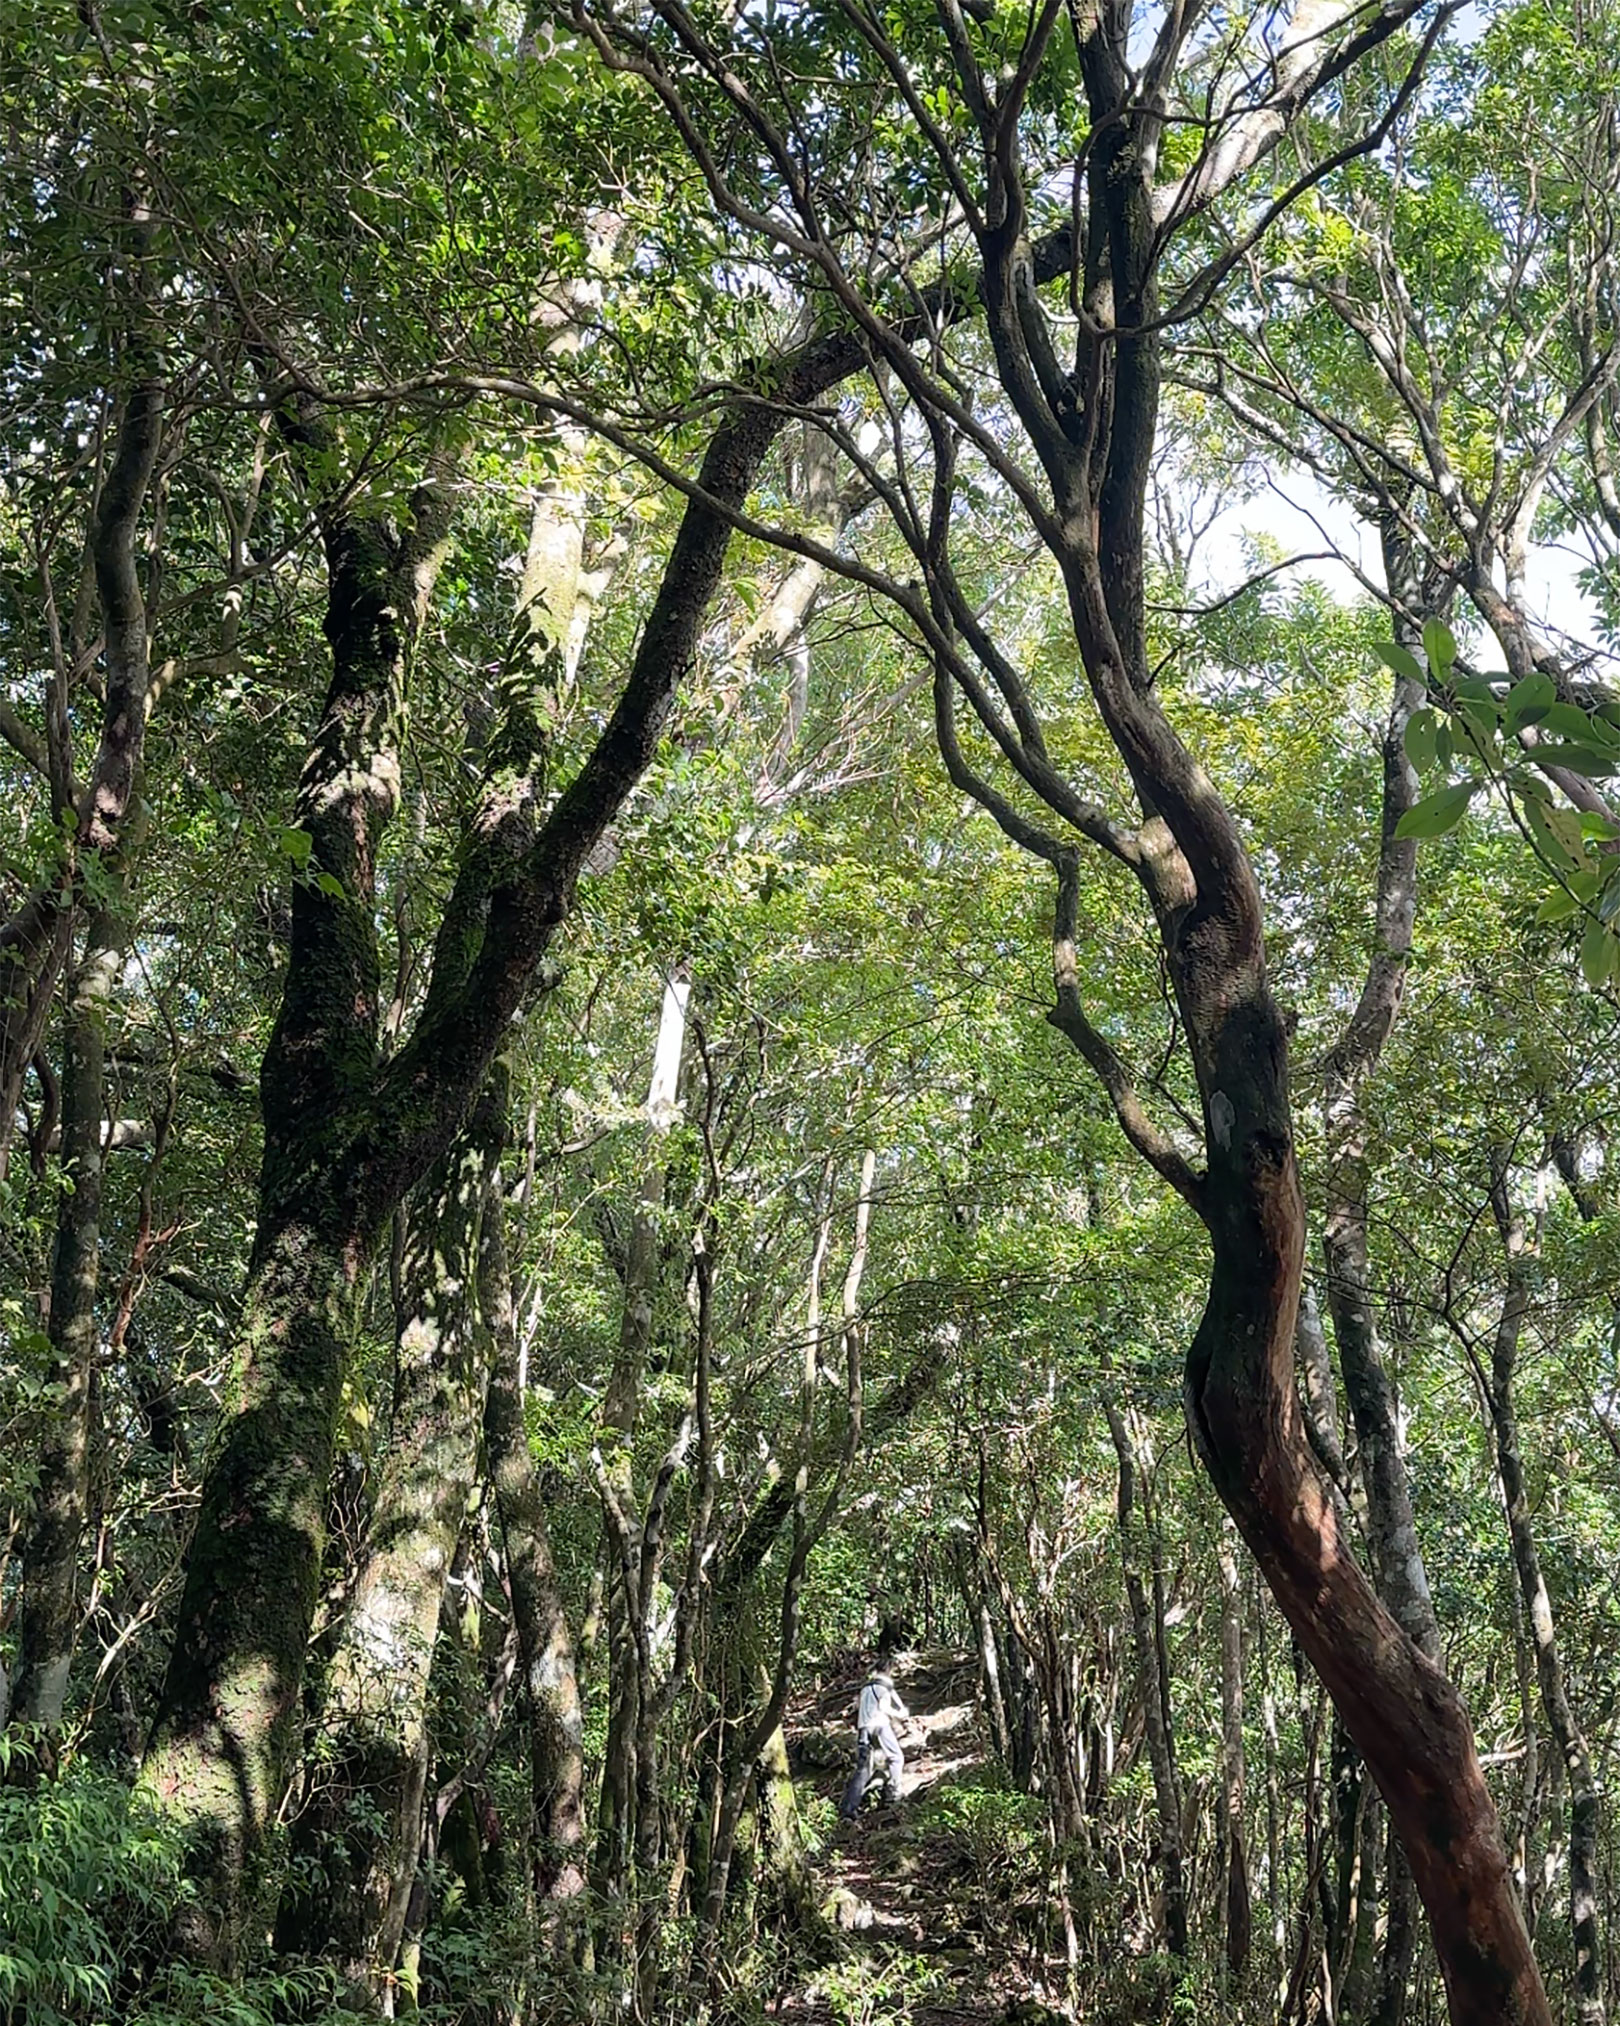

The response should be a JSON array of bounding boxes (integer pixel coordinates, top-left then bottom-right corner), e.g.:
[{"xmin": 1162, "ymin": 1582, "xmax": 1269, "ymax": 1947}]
[
  {"xmin": 0, "ymin": 1740, "xmax": 343, "ymax": 2026},
  {"xmin": 0, "ymin": 1739, "xmax": 186, "ymax": 2024}
]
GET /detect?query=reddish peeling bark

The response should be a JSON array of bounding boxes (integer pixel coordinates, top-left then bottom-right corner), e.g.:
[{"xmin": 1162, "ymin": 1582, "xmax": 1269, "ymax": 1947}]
[{"xmin": 1185, "ymin": 1171, "xmax": 1544, "ymax": 2026}]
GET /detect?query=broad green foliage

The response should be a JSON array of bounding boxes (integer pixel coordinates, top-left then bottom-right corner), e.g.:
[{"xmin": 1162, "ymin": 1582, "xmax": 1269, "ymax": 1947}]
[
  {"xmin": 1379, "ymin": 620, "xmax": 1620, "ymax": 982},
  {"xmin": 0, "ymin": 1747, "xmax": 337, "ymax": 2024}
]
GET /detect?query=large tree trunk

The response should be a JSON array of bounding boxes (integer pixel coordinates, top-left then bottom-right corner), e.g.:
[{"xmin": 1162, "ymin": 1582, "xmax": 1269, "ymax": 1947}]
[
  {"xmin": 137, "ymin": 447, "xmax": 453, "ymax": 1963},
  {"xmin": 137, "ymin": 379, "xmax": 800, "ymax": 1963},
  {"xmin": 1486, "ymin": 1154, "xmax": 1603, "ymax": 2026},
  {"xmin": 954, "ymin": 42, "xmax": 1550, "ymax": 2015},
  {"xmin": 1184, "ymin": 1187, "xmax": 1544, "ymax": 2026},
  {"xmin": 270, "ymin": 476, "xmax": 608, "ymax": 1983},
  {"xmin": 273, "ymin": 1076, "xmax": 505, "ymax": 2000}
]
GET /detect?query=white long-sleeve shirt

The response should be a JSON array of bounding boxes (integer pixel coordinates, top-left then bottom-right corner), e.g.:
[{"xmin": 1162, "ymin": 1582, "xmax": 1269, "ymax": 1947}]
[{"xmin": 857, "ymin": 1676, "xmax": 908, "ymax": 1731}]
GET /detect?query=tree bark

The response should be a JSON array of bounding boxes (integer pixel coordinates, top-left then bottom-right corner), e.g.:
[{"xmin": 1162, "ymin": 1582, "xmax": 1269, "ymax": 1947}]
[
  {"xmin": 10, "ymin": 900, "xmax": 128, "ymax": 1731},
  {"xmin": 273, "ymin": 1075, "xmax": 506, "ymax": 2001},
  {"xmin": 754, "ymin": 1722, "xmax": 821, "ymax": 1933}
]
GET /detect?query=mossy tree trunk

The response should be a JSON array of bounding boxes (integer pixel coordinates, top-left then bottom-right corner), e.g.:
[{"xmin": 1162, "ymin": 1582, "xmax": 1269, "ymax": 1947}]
[
  {"xmin": 137, "ymin": 377, "xmax": 801, "ymax": 1966},
  {"xmin": 273, "ymin": 1076, "xmax": 507, "ymax": 2002}
]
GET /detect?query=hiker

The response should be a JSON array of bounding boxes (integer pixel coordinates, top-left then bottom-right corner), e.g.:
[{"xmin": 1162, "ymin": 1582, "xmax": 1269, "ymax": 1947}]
[{"xmin": 839, "ymin": 1664, "xmax": 910, "ymax": 1818}]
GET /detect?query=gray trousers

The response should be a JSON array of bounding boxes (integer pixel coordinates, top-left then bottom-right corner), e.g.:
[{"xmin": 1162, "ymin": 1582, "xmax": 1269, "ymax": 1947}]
[{"xmin": 840, "ymin": 1721, "xmax": 904, "ymax": 1817}]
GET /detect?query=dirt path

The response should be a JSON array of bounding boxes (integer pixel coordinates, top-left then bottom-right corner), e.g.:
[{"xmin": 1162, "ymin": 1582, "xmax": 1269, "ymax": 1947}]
[{"xmin": 780, "ymin": 1649, "xmax": 1058, "ymax": 2026}]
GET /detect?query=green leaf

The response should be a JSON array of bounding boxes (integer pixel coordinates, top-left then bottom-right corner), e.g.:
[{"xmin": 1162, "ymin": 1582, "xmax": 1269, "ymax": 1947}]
[
  {"xmin": 1373, "ymin": 642, "xmax": 1425, "ymax": 684},
  {"xmin": 1535, "ymin": 888, "xmax": 1580, "ymax": 923},
  {"xmin": 1527, "ymin": 798, "xmax": 1588, "ymax": 868},
  {"xmin": 1580, "ymin": 912, "xmax": 1615, "ymax": 988},
  {"xmin": 1394, "ymin": 780, "xmax": 1478, "ymax": 839},
  {"xmin": 1404, "ymin": 707, "xmax": 1438, "ymax": 772},
  {"xmin": 1539, "ymin": 702, "xmax": 1611, "ymax": 743},
  {"xmin": 1455, "ymin": 697, "xmax": 1501, "ymax": 756},
  {"xmin": 1528, "ymin": 745, "xmax": 1619, "ymax": 778},
  {"xmin": 277, "ymin": 826, "xmax": 314, "ymax": 866},
  {"xmin": 1505, "ymin": 671, "xmax": 1556, "ymax": 725},
  {"xmin": 1435, "ymin": 721, "xmax": 1454, "ymax": 767},
  {"xmin": 315, "ymin": 871, "xmax": 346, "ymax": 899},
  {"xmin": 1422, "ymin": 618, "xmax": 1457, "ymax": 675}
]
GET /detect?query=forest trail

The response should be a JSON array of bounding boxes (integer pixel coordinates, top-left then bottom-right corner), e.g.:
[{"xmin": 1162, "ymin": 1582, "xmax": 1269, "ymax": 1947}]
[{"xmin": 782, "ymin": 1649, "xmax": 1059, "ymax": 2026}]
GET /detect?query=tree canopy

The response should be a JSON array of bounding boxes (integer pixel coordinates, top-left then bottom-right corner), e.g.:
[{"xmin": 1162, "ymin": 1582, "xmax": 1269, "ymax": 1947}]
[{"xmin": 5, "ymin": 3, "xmax": 1620, "ymax": 2024}]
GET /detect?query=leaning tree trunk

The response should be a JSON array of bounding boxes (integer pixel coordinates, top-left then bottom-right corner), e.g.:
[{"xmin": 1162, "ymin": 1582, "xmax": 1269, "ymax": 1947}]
[
  {"xmin": 914, "ymin": 24, "xmax": 1554, "ymax": 2017},
  {"xmin": 1486, "ymin": 1154, "xmax": 1603, "ymax": 2026}
]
